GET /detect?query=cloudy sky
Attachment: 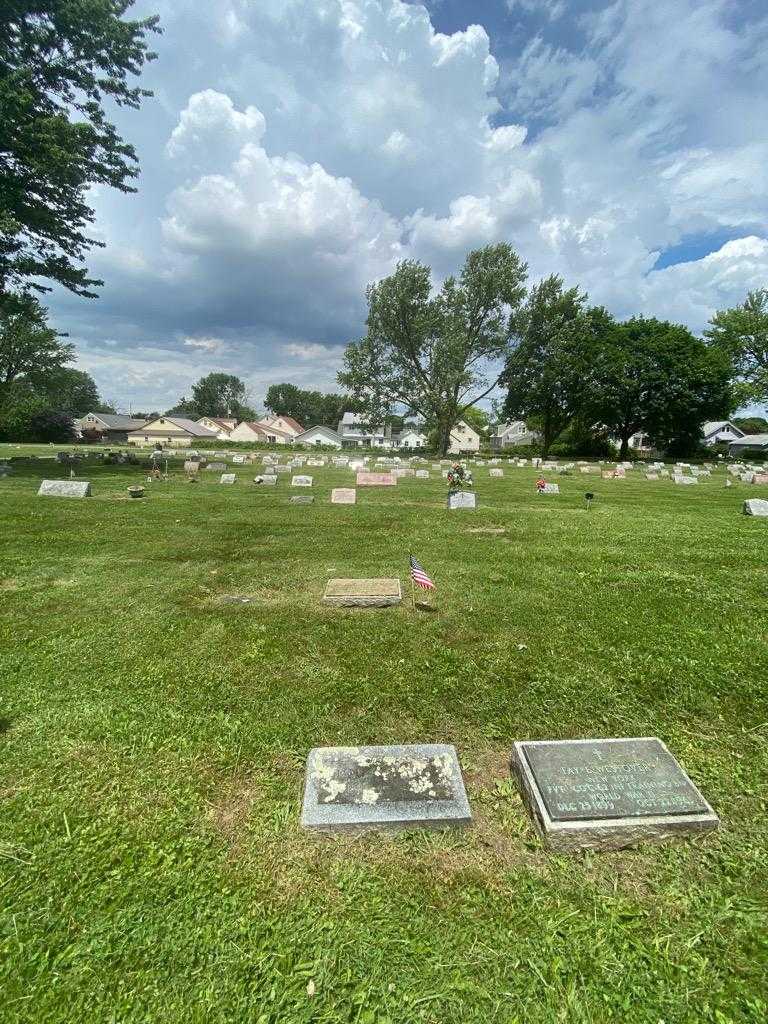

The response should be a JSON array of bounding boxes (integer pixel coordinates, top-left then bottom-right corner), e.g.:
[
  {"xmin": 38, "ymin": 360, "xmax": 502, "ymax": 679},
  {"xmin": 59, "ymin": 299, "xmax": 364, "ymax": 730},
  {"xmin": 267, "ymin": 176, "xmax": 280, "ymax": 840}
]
[{"xmin": 49, "ymin": 0, "xmax": 768, "ymax": 413}]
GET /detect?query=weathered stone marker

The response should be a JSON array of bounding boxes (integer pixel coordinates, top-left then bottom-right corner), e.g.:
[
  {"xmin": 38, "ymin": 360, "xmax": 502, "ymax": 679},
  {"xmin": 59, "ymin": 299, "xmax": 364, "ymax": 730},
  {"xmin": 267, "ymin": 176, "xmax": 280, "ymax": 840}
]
[
  {"xmin": 301, "ymin": 744, "xmax": 472, "ymax": 832},
  {"xmin": 331, "ymin": 488, "xmax": 356, "ymax": 504},
  {"xmin": 207, "ymin": 462, "xmax": 227, "ymax": 471},
  {"xmin": 290, "ymin": 495, "xmax": 314, "ymax": 505},
  {"xmin": 744, "ymin": 498, "xmax": 768, "ymax": 516},
  {"xmin": 292, "ymin": 475, "xmax": 313, "ymax": 487},
  {"xmin": 38, "ymin": 480, "xmax": 91, "ymax": 498},
  {"xmin": 323, "ymin": 578, "xmax": 401, "ymax": 607},
  {"xmin": 220, "ymin": 473, "xmax": 236, "ymax": 484},
  {"xmin": 356, "ymin": 472, "xmax": 396, "ymax": 486},
  {"xmin": 447, "ymin": 490, "xmax": 476, "ymax": 509},
  {"xmin": 489, "ymin": 468, "xmax": 504, "ymax": 478},
  {"xmin": 511, "ymin": 737, "xmax": 718, "ymax": 852},
  {"xmin": 541, "ymin": 483, "xmax": 559, "ymax": 494},
  {"xmin": 253, "ymin": 474, "xmax": 277, "ymax": 485}
]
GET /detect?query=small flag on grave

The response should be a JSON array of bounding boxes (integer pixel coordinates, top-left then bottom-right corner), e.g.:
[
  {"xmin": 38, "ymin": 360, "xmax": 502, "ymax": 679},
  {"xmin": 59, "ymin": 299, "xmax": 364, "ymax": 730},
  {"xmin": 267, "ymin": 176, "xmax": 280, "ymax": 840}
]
[{"xmin": 409, "ymin": 555, "xmax": 435, "ymax": 591}]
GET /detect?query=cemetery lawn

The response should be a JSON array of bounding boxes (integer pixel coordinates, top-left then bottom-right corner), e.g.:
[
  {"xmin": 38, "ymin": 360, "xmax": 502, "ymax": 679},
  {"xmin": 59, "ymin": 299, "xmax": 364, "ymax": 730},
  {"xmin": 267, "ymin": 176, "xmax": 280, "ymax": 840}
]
[{"xmin": 1, "ymin": 460, "xmax": 767, "ymax": 1024}]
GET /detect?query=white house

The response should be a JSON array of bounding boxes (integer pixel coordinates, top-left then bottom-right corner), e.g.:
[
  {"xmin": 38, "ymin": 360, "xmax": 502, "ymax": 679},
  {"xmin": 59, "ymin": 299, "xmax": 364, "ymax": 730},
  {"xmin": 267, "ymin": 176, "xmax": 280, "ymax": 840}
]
[
  {"xmin": 196, "ymin": 416, "xmax": 237, "ymax": 439},
  {"xmin": 337, "ymin": 412, "xmax": 391, "ymax": 448},
  {"xmin": 448, "ymin": 421, "xmax": 481, "ymax": 454},
  {"xmin": 229, "ymin": 421, "xmax": 271, "ymax": 443},
  {"xmin": 627, "ymin": 432, "xmax": 652, "ymax": 451},
  {"xmin": 491, "ymin": 421, "xmax": 538, "ymax": 449},
  {"xmin": 701, "ymin": 421, "xmax": 745, "ymax": 446},
  {"xmin": 395, "ymin": 428, "xmax": 428, "ymax": 448},
  {"xmin": 293, "ymin": 425, "xmax": 343, "ymax": 448}
]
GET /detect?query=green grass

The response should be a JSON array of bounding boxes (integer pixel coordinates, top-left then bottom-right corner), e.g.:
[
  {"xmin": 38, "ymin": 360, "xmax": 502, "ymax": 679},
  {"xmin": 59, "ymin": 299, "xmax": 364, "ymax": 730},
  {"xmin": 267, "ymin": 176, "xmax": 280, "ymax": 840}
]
[{"xmin": 1, "ymin": 460, "xmax": 767, "ymax": 1024}]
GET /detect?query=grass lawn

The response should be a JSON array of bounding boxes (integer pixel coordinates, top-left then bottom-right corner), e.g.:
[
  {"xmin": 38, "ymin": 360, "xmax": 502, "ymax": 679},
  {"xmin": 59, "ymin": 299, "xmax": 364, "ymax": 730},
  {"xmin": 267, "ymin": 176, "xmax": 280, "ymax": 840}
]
[{"xmin": 1, "ymin": 459, "xmax": 767, "ymax": 1023}]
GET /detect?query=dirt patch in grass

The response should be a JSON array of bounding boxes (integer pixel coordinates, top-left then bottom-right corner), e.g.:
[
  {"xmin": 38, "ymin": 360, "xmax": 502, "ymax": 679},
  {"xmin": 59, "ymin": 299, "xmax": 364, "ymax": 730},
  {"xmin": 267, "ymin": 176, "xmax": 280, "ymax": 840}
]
[{"xmin": 206, "ymin": 775, "xmax": 260, "ymax": 849}]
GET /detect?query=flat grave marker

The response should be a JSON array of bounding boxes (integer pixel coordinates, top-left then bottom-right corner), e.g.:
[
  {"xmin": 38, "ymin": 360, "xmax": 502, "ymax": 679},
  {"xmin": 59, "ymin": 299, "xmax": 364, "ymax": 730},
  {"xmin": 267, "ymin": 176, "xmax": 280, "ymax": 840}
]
[
  {"xmin": 331, "ymin": 488, "xmax": 356, "ymax": 504},
  {"xmin": 356, "ymin": 472, "xmax": 396, "ymax": 487},
  {"xmin": 38, "ymin": 480, "xmax": 91, "ymax": 498},
  {"xmin": 254, "ymin": 474, "xmax": 277, "ymax": 485},
  {"xmin": 301, "ymin": 743, "xmax": 471, "ymax": 832},
  {"xmin": 511, "ymin": 737, "xmax": 718, "ymax": 853},
  {"xmin": 489, "ymin": 468, "xmax": 504, "ymax": 478},
  {"xmin": 220, "ymin": 473, "xmax": 236, "ymax": 484},
  {"xmin": 541, "ymin": 483, "xmax": 559, "ymax": 495},
  {"xmin": 744, "ymin": 498, "xmax": 768, "ymax": 516},
  {"xmin": 323, "ymin": 578, "xmax": 401, "ymax": 607},
  {"xmin": 290, "ymin": 495, "xmax": 314, "ymax": 505},
  {"xmin": 207, "ymin": 462, "xmax": 227, "ymax": 472},
  {"xmin": 292, "ymin": 475, "xmax": 313, "ymax": 487}
]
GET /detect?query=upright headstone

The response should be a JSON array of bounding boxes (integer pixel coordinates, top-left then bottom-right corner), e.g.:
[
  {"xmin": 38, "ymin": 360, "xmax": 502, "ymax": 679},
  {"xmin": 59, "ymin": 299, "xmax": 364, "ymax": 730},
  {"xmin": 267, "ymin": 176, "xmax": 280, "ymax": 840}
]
[
  {"xmin": 744, "ymin": 498, "xmax": 768, "ymax": 516},
  {"xmin": 511, "ymin": 737, "xmax": 718, "ymax": 852},
  {"xmin": 447, "ymin": 490, "xmax": 476, "ymax": 509},
  {"xmin": 301, "ymin": 744, "xmax": 471, "ymax": 832},
  {"xmin": 541, "ymin": 483, "xmax": 559, "ymax": 495},
  {"xmin": 415, "ymin": 470, "xmax": 430, "ymax": 479},
  {"xmin": 489, "ymin": 468, "xmax": 504, "ymax": 478},
  {"xmin": 38, "ymin": 480, "xmax": 91, "ymax": 498}
]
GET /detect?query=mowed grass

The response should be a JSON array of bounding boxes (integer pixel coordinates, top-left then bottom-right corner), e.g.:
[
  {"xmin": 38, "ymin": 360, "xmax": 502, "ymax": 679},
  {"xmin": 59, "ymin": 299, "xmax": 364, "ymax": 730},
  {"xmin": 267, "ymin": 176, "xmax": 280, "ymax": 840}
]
[{"xmin": 1, "ymin": 459, "xmax": 767, "ymax": 1024}]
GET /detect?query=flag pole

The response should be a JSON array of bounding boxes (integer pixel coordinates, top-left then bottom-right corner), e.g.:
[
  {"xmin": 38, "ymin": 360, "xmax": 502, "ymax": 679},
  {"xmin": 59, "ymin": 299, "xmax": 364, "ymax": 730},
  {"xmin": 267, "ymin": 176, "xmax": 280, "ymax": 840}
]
[{"xmin": 409, "ymin": 554, "xmax": 416, "ymax": 610}]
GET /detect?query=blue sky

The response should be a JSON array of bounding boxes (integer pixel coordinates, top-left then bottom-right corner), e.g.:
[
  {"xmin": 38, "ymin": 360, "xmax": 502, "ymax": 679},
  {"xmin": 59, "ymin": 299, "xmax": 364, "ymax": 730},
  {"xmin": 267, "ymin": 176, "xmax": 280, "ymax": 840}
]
[{"xmin": 46, "ymin": 0, "xmax": 768, "ymax": 412}]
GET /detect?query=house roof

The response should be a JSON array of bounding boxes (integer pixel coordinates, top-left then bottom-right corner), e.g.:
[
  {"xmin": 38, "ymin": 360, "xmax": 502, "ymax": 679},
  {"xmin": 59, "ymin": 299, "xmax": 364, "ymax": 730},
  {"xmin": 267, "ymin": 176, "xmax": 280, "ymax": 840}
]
[
  {"xmin": 493, "ymin": 420, "xmax": 526, "ymax": 436},
  {"xmin": 199, "ymin": 417, "xmax": 236, "ymax": 431},
  {"xmin": 236, "ymin": 421, "xmax": 270, "ymax": 438},
  {"xmin": 81, "ymin": 413, "xmax": 147, "ymax": 430},
  {"xmin": 729, "ymin": 433, "xmax": 768, "ymax": 446},
  {"xmin": 703, "ymin": 421, "xmax": 744, "ymax": 437},
  {"xmin": 254, "ymin": 420, "xmax": 293, "ymax": 440},
  {"xmin": 128, "ymin": 417, "xmax": 218, "ymax": 437},
  {"xmin": 276, "ymin": 415, "xmax": 303, "ymax": 434},
  {"xmin": 294, "ymin": 425, "xmax": 341, "ymax": 442}
]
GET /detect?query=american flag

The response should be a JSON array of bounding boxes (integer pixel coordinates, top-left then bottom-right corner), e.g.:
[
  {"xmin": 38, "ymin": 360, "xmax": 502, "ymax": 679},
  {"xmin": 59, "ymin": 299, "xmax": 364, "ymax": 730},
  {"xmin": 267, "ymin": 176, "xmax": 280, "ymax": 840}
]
[{"xmin": 409, "ymin": 555, "xmax": 436, "ymax": 590}]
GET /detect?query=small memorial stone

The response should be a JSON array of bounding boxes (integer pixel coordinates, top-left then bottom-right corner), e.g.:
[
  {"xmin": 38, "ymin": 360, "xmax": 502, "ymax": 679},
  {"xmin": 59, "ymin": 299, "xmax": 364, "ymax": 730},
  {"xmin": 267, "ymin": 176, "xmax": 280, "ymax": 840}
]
[
  {"xmin": 489, "ymin": 468, "xmax": 504, "ymax": 478},
  {"xmin": 274, "ymin": 465, "xmax": 292, "ymax": 474},
  {"xmin": 301, "ymin": 744, "xmax": 472, "ymax": 832},
  {"xmin": 232, "ymin": 455, "xmax": 245, "ymax": 465},
  {"xmin": 323, "ymin": 578, "xmax": 401, "ymax": 607},
  {"xmin": 674, "ymin": 476, "xmax": 698, "ymax": 485},
  {"xmin": 290, "ymin": 495, "xmax": 314, "ymax": 505},
  {"xmin": 254, "ymin": 474, "xmax": 277, "ymax": 485},
  {"xmin": 38, "ymin": 480, "xmax": 91, "ymax": 498},
  {"xmin": 207, "ymin": 462, "xmax": 227, "ymax": 471},
  {"xmin": 541, "ymin": 483, "xmax": 559, "ymax": 495},
  {"xmin": 220, "ymin": 473, "xmax": 236, "ymax": 484},
  {"xmin": 183, "ymin": 460, "xmax": 199, "ymax": 474},
  {"xmin": 415, "ymin": 470, "xmax": 430, "ymax": 479},
  {"xmin": 744, "ymin": 498, "xmax": 768, "ymax": 516},
  {"xmin": 511, "ymin": 737, "xmax": 718, "ymax": 853},
  {"xmin": 356, "ymin": 472, "xmax": 396, "ymax": 486},
  {"xmin": 753, "ymin": 473, "xmax": 768, "ymax": 485},
  {"xmin": 447, "ymin": 490, "xmax": 476, "ymax": 509},
  {"xmin": 331, "ymin": 488, "xmax": 356, "ymax": 504},
  {"xmin": 292, "ymin": 475, "xmax": 313, "ymax": 487}
]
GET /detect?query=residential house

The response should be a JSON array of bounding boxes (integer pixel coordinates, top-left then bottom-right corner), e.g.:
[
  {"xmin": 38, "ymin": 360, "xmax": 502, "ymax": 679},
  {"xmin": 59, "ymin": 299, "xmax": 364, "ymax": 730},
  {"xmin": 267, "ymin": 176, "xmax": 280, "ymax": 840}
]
[
  {"xmin": 293, "ymin": 425, "xmax": 343, "ymax": 448},
  {"xmin": 229, "ymin": 421, "xmax": 271, "ymax": 443},
  {"xmin": 627, "ymin": 432, "xmax": 653, "ymax": 451},
  {"xmin": 491, "ymin": 421, "xmax": 538, "ymax": 449},
  {"xmin": 701, "ymin": 421, "xmax": 746, "ymax": 446},
  {"xmin": 258, "ymin": 414, "xmax": 304, "ymax": 438},
  {"xmin": 728, "ymin": 434, "xmax": 768, "ymax": 457},
  {"xmin": 448, "ymin": 420, "xmax": 481, "ymax": 454},
  {"xmin": 337, "ymin": 412, "xmax": 391, "ymax": 448},
  {"xmin": 76, "ymin": 412, "xmax": 148, "ymax": 443},
  {"xmin": 196, "ymin": 416, "xmax": 237, "ymax": 439},
  {"xmin": 126, "ymin": 416, "xmax": 219, "ymax": 447},
  {"xmin": 394, "ymin": 428, "xmax": 428, "ymax": 449}
]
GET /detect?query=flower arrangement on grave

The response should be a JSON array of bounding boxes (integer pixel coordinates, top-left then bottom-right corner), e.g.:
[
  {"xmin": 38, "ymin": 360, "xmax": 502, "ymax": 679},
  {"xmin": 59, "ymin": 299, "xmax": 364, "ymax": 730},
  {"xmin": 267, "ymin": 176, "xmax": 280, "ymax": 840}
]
[{"xmin": 447, "ymin": 462, "xmax": 473, "ymax": 492}]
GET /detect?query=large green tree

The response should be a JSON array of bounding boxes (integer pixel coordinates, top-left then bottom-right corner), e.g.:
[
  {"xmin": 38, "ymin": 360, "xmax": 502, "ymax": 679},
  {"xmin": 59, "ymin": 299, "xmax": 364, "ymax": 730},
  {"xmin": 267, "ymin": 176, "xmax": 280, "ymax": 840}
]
[
  {"xmin": 589, "ymin": 317, "xmax": 734, "ymax": 458},
  {"xmin": 264, "ymin": 383, "xmax": 356, "ymax": 428},
  {"xmin": 1, "ymin": 0, "xmax": 160, "ymax": 297},
  {"xmin": 0, "ymin": 292, "xmax": 72, "ymax": 408},
  {"xmin": 339, "ymin": 244, "xmax": 527, "ymax": 456},
  {"xmin": 169, "ymin": 373, "xmax": 255, "ymax": 421},
  {"xmin": 502, "ymin": 276, "xmax": 605, "ymax": 457},
  {"xmin": 704, "ymin": 289, "xmax": 768, "ymax": 405}
]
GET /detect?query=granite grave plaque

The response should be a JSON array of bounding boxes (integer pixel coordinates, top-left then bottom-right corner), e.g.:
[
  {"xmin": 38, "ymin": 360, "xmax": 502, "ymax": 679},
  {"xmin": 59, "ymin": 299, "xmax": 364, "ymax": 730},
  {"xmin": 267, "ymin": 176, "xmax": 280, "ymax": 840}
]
[
  {"xmin": 38, "ymin": 480, "xmax": 91, "ymax": 498},
  {"xmin": 447, "ymin": 490, "xmax": 476, "ymax": 509},
  {"xmin": 301, "ymin": 744, "xmax": 472, "ymax": 832},
  {"xmin": 489, "ymin": 468, "xmax": 504, "ymax": 478},
  {"xmin": 292, "ymin": 475, "xmax": 313, "ymax": 487},
  {"xmin": 511, "ymin": 737, "xmax": 718, "ymax": 852},
  {"xmin": 331, "ymin": 488, "xmax": 356, "ymax": 504},
  {"xmin": 744, "ymin": 498, "xmax": 768, "ymax": 516},
  {"xmin": 541, "ymin": 483, "xmax": 559, "ymax": 494},
  {"xmin": 290, "ymin": 495, "xmax": 314, "ymax": 505},
  {"xmin": 356, "ymin": 472, "xmax": 396, "ymax": 486},
  {"xmin": 323, "ymin": 578, "xmax": 401, "ymax": 607},
  {"xmin": 207, "ymin": 462, "xmax": 227, "ymax": 471},
  {"xmin": 220, "ymin": 473, "xmax": 236, "ymax": 484},
  {"xmin": 254, "ymin": 474, "xmax": 277, "ymax": 485}
]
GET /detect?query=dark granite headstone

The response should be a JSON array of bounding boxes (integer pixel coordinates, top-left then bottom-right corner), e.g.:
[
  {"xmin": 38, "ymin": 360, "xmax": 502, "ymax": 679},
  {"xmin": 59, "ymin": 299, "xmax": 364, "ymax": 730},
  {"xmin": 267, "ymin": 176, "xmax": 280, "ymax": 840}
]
[{"xmin": 511, "ymin": 737, "xmax": 718, "ymax": 852}]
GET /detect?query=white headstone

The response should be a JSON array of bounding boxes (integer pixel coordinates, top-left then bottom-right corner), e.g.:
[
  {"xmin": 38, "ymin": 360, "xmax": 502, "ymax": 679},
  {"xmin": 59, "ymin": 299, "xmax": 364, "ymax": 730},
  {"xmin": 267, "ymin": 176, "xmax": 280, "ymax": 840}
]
[
  {"xmin": 292, "ymin": 475, "xmax": 313, "ymax": 487},
  {"xmin": 331, "ymin": 488, "xmax": 356, "ymax": 504},
  {"xmin": 38, "ymin": 480, "xmax": 91, "ymax": 498},
  {"xmin": 744, "ymin": 498, "xmax": 768, "ymax": 516},
  {"xmin": 220, "ymin": 473, "xmax": 236, "ymax": 484}
]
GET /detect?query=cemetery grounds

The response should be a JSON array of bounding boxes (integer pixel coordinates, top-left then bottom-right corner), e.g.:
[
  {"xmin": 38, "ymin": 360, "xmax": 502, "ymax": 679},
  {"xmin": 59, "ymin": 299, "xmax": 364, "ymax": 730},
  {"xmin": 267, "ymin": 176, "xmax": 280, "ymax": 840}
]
[{"xmin": 1, "ymin": 455, "xmax": 767, "ymax": 1023}]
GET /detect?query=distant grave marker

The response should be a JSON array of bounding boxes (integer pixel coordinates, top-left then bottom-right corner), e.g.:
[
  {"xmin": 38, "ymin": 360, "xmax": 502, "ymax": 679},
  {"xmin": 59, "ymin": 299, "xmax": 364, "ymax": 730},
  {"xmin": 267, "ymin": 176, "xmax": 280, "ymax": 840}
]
[
  {"xmin": 489, "ymin": 468, "xmax": 504, "ymax": 478},
  {"xmin": 511, "ymin": 737, "xmax": 718, "ymax": 852},
  {"xmin": 301, "ymin": 744, "xmax": 471, "ymax": 832},
  {"xmin": 207, "ymin": 462, "xmax": 227, "ymax": 472},
  {"xmin": 220, "ymin": 473, "xmax": 236, "ymax": 484},
  {"xmin": 540, "ymin": 483, "xmax": 559, "ymax": 495},
  {"xmin": 38, "ymin": 480, "xmax": 91, "ymax": 498},
  {"xmin": 323, "ymin": 578, "xmax": 401, "ymax": 607},
  {"xmin": 447, "ymin": 491, "xmax": 476, "ymax": 509},
  {"xmin": 290, "ymin": 495, "xmax": 314, "ymax": 505},
  {"xmin": 415, "ymin": 470, "xmax": 430, "ymax": 479},
  {"xmin": 356, "ymin": 472, "xmax": 396, "ymax": 486},
  {"xmin": 254, "ymin": 474, "xmax": 277, "ymax": 485},
  {"xmin": 331, "ymin": 488, "xmax": 356, "ymax": 504},
  {"xmin": 292, "ymin": 475, "xmax": 313, "ymax": 487}
]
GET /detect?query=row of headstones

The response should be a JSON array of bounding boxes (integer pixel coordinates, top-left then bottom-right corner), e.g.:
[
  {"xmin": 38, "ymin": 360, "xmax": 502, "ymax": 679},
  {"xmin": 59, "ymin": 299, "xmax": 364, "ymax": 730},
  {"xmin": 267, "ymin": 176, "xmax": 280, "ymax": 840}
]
[{"xmin": 300, "ymin": 738, "xmax": 719, "ymax": 853}]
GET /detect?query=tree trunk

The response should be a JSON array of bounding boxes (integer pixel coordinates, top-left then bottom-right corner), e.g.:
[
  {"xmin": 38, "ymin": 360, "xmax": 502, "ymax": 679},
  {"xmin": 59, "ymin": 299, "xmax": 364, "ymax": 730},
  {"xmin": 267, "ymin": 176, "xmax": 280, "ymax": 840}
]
[
  {"xmin": 436, "ymin": 416, "xmax": 453, "ymax": 457},
  {"xmin": 619, "ymin": 434, "xmax": 630, "ymax": 459}
]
